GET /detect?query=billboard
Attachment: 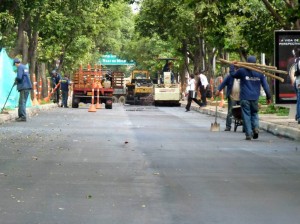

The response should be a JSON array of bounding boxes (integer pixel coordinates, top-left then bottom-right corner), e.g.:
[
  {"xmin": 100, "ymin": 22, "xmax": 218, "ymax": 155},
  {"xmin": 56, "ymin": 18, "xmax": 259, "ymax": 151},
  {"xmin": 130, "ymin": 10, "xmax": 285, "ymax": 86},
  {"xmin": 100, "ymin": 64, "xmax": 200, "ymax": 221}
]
[{"xmin": 274, "ymin": 30, "xmax": 300, "ymax": 104}]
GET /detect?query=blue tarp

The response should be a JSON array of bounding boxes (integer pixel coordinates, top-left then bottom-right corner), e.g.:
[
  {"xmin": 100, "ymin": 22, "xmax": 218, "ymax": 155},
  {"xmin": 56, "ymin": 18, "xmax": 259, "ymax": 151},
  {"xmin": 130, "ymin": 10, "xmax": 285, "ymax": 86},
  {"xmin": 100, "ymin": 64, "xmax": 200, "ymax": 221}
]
[{"xmin": 0, "ymin": 48, "xmax": 31, "ymax": 110}]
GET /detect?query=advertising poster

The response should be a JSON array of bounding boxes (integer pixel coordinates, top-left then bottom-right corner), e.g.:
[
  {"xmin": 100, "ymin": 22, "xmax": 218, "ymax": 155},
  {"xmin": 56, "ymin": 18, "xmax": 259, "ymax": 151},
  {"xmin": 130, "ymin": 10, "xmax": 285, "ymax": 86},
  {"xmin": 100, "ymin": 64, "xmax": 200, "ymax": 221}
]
[{"xmin": 274, "ymin": 30, "xmax": 300, "ymax": 104}]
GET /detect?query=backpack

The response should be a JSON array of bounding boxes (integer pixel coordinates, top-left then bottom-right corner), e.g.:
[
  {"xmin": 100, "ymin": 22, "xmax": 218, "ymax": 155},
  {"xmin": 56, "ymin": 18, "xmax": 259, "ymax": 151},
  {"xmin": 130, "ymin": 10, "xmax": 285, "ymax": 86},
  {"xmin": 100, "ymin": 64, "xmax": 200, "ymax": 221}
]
[
  {"xmin": 230, "ymin": 78, "xmax": 240, "ymax": 101},
  {"xmin": 294, "ymin": 58, "xmax": 300, "ymax": 77}
]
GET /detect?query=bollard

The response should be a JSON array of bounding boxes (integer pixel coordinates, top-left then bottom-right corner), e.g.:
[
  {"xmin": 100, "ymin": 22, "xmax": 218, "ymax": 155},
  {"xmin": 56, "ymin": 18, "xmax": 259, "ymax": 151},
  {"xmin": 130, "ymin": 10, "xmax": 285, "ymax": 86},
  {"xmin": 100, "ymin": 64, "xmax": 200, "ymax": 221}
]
[{"xmin": 32, "ymin": 74, "xmax": 39, "ymax": 106}]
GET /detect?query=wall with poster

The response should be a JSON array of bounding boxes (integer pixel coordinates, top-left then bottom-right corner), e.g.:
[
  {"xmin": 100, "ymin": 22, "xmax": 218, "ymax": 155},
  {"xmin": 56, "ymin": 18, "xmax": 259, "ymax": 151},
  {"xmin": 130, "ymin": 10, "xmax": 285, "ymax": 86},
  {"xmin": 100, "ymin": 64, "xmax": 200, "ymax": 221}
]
[{"xmin": 274, "ymin": 30, "xmax": 300, "ymax": 104}]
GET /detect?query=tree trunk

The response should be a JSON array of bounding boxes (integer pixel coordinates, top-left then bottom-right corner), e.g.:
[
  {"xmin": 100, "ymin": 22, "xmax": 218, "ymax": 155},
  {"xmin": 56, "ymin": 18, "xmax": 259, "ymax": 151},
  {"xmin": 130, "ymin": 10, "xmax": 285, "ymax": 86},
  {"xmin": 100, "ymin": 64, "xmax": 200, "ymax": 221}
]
[{"xmin": 37, "ymin": 62, "xmax": 48, "ymax": 98}]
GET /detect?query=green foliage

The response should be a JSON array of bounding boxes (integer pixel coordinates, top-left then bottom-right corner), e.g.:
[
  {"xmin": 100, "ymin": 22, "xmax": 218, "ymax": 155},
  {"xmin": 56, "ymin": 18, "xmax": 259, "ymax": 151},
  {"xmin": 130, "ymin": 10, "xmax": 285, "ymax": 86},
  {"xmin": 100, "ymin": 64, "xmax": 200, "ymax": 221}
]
[
  {"xmin": 0, "ymin": 10, "xmax": 15, "ymax": 49},
  {"xmin": 1, "ymin": 0, "xmax": 300, "ymax": 87},
  {"xmin": 260, "ymin": 103, "xmax": 289, "ymax": 116}
]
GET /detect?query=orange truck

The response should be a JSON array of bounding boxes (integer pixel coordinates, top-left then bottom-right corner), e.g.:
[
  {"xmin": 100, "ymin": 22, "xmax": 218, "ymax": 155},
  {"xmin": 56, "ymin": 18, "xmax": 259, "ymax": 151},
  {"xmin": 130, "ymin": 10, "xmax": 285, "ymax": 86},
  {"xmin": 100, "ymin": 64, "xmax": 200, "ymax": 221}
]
[{"xmin": 71, "ymin": 64, "xmax": 113, "ymax": 109}]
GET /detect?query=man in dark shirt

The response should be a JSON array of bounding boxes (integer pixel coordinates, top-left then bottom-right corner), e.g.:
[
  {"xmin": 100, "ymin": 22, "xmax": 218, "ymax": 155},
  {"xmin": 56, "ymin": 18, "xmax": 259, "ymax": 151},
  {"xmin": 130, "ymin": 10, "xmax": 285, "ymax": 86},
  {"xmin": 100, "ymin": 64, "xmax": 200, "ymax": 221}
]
[{"xmin": 60, "ymin": 74, "xmax": 71, "ymax": 108}]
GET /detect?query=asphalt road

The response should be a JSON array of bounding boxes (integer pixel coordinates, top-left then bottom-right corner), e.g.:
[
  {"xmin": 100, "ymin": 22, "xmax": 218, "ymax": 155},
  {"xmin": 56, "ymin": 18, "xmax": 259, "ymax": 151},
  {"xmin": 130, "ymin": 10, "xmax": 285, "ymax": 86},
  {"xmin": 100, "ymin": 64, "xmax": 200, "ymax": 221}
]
[{"xmin": 0, "ymin": 103, "xmax": 300, "ymax": 224}]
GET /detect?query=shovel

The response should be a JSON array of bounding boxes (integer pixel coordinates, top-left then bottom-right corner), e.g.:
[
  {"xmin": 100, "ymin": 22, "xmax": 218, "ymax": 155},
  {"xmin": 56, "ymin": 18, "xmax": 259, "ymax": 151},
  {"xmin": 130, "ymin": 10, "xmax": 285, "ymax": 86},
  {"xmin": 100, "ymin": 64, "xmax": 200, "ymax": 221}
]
[
  {"xmin": 210, "ymin": 101, "xmax": 220, "ymax": 132},
  {"xmin": 0, "ymin": 82, "xmax": 15, "ymax": 114}
]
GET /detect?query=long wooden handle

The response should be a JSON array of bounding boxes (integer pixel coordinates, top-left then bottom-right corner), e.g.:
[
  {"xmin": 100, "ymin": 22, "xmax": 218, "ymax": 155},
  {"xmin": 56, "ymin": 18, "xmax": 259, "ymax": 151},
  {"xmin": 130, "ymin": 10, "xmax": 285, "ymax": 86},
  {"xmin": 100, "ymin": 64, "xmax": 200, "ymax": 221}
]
[
  {"xmin": 234, "ymin": 64, "xmax": 284, "ymax": 83},
  {"xmin": 218, "ymin": 59, "xmax": 284, "ymax": 82},
  {"xmin": 237, "ymin": 62, "xmax": 277, "ymax": 69},
  {"xmin": 238, "ymin": 62, "xmax": 288, "ymax": 75}
]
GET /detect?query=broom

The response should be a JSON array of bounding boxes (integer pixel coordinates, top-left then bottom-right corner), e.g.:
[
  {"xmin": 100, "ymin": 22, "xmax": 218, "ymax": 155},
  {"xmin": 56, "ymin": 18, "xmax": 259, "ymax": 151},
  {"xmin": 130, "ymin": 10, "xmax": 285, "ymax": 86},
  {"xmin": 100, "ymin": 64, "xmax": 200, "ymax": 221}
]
[{"xmin": 0, "ymin": 82, "xmax": 15, "ymax": 114}]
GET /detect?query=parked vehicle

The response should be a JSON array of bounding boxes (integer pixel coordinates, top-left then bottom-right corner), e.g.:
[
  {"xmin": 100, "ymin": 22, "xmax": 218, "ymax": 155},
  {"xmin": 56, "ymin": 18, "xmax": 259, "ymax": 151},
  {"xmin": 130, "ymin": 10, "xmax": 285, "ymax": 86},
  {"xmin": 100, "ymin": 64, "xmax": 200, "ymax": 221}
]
[
  {"xmin": 153, "ymin": 58, "xmax": 181, "ymax": 106},
  {"xmin": 111, "ymin": 71, "xmax": 126, "ymax": 104},
  {"xmin": 125, "ymin": 70, "xmax": 154, "ymax": 105},
  {"xmin": 71, "ymin": 64, "xmax": 113, "ymax": 109}
]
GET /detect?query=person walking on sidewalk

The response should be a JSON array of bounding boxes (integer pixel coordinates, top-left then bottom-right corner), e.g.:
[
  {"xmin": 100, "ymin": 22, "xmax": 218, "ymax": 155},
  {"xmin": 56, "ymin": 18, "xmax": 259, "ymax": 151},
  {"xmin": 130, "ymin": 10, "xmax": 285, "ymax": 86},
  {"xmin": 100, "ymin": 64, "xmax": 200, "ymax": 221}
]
[
  {"xmin": 60, "ymin": 74, "xmax": 71, "ymax": 108},
  {"xmin": 230, "ymin": 56, "xmax": 272, "ymax": 140},
  {"xmin": 215, "ymin": 73, "xmax": 240, "ymax": 131},
  {"xmin": 198, "ymin": 72, "xmax": 209, "ymax": 107},
  {"xmin": 293, "ymin": 48, "xmax": 300, "ymax": 124},
  {"xmin": 185, "ymin": 74, "xmax": 202, "ymax": 112},
  {"xmin": 14, "ymin": 58, "xmax": 32, "ymax": 122}
]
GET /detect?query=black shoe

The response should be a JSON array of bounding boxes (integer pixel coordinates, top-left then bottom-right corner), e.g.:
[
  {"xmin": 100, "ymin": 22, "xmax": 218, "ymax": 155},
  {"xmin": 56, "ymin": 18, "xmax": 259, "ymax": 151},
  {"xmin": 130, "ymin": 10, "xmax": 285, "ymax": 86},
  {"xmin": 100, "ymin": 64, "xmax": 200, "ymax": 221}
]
[
  {"xmin": 224, "ymin": 127, "xmax": 231, "ymax": 131},
  {"xmin": 245, "ymin": 135, "xmax": 251, "ymax": 140},
  {"xmin": 185, "ymin": 109, "xmax": 190, "ymax": 112},
  {"xmin": 298, "ymin": 120, "xmax": 300, "ymax": 124},
  {"xmin": 253, "ymin": 128, "xmax": 259, "ymax": 139},
  {"xmin": 15, "ymin": 117, "xmax": 26, "ymax": 122}
]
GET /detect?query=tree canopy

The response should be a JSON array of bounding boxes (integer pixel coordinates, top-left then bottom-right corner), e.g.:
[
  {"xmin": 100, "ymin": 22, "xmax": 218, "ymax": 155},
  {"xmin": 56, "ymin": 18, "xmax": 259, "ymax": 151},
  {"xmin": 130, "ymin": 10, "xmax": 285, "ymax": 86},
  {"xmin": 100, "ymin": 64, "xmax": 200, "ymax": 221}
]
[{"xmin": 0, "ymin": 0, "xmax": 299, "ymax": 79}]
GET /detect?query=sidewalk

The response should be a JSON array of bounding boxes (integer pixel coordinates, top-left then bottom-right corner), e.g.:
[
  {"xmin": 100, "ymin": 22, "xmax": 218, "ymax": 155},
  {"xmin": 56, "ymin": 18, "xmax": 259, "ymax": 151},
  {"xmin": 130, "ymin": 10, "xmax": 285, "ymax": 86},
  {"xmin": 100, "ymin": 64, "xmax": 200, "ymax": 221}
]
[
  {"xmin": 0, "ymin": 103, "xmax": 58, "ymax": 125},
  {"xmin": 181, "ymin": 100, "xmax": 300, "ymax": 141}
]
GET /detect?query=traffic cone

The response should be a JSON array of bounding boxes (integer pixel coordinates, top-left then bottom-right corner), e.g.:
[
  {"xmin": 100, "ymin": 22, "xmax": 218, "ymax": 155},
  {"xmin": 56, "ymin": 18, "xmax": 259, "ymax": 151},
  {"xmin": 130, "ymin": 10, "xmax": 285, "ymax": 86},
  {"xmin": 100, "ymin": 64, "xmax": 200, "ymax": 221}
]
[
  {"xmin": 88, "ymin": 80, "xmax": 97, "ymax": 112},
  {"xmin": 95, "ymin": 86, "xmax": 101, "ymax": 109}
]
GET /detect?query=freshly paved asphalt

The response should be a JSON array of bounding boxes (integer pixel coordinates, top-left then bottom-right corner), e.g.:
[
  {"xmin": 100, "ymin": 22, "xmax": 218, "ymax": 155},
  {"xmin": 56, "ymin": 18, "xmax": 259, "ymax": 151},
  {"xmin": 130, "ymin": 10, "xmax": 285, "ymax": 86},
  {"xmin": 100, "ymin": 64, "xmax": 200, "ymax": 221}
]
[{"xmin": 0, "ymin": 102, "xmax": 299, "ymax": 224}]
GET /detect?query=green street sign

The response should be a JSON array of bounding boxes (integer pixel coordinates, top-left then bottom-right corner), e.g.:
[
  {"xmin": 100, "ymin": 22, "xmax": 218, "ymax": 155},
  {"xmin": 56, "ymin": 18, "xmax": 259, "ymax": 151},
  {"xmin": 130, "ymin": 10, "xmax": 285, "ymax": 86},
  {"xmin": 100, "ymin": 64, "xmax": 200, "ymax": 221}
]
[{"xmin": 99, "ymin": 54, "xmax": 135, "ymax": 66}]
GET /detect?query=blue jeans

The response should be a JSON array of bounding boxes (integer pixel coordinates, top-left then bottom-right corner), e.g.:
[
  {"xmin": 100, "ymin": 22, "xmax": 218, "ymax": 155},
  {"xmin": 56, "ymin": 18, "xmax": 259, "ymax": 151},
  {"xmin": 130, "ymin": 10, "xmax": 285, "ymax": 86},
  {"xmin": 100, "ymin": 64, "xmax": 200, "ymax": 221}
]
[
  {"xmin": 18, "ymin": 89, "xmax": 30, "ymax": 118},
  {"xmin": 240, "ymin": 99, "xmax": 259, "ymax": 137},
  {"xmin": 61, "ymin": 90, "xmax": 69, "ymax": 107}
]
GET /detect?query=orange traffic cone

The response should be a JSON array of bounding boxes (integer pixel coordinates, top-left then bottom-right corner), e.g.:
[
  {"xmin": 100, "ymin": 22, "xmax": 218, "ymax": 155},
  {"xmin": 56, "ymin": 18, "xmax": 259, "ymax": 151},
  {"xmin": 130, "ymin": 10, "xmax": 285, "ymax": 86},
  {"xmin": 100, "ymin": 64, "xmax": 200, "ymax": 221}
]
[
  {"xmin": 88, "ymin": 80, "xmax": 97, "ymax": 112},
  {"xmin": 95, "ymin": 86, "xmax": 101, "ymax": 109}
]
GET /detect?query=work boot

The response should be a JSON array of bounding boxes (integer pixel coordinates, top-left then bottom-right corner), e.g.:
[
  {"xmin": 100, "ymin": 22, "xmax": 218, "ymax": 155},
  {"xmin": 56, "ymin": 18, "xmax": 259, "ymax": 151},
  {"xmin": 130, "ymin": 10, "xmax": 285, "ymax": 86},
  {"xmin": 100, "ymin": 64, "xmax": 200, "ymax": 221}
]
[
  {"xmin": 253, "ymin": 128, "xmax": 259, "ymax": 139},
  {"xmin": 245, "ymin": 135, "xmax": 251, "ymax": 140},
  {"xmin": 15, "ymin": 117, "xmax": 26, "ymax": 122},
  {"xmin": 224, "ymin": 127, "xmax": 231, "ymax": 131}
]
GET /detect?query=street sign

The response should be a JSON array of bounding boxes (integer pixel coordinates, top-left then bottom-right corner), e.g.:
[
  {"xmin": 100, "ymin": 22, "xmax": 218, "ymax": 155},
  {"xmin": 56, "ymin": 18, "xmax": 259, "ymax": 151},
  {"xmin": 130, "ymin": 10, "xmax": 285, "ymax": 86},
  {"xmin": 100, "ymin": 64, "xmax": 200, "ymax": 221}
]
[{"xmin": 99, "ymin": 54, "xmax": 135, "ymax": 66}]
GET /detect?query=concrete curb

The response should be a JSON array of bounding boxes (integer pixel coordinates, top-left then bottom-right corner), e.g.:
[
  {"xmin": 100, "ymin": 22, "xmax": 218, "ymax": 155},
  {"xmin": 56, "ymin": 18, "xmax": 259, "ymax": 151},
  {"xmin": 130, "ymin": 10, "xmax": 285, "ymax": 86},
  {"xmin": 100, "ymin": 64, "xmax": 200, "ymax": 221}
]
[{"xmin": 260, "ymin": 121, "xmax": 300, "ymax": 141}]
